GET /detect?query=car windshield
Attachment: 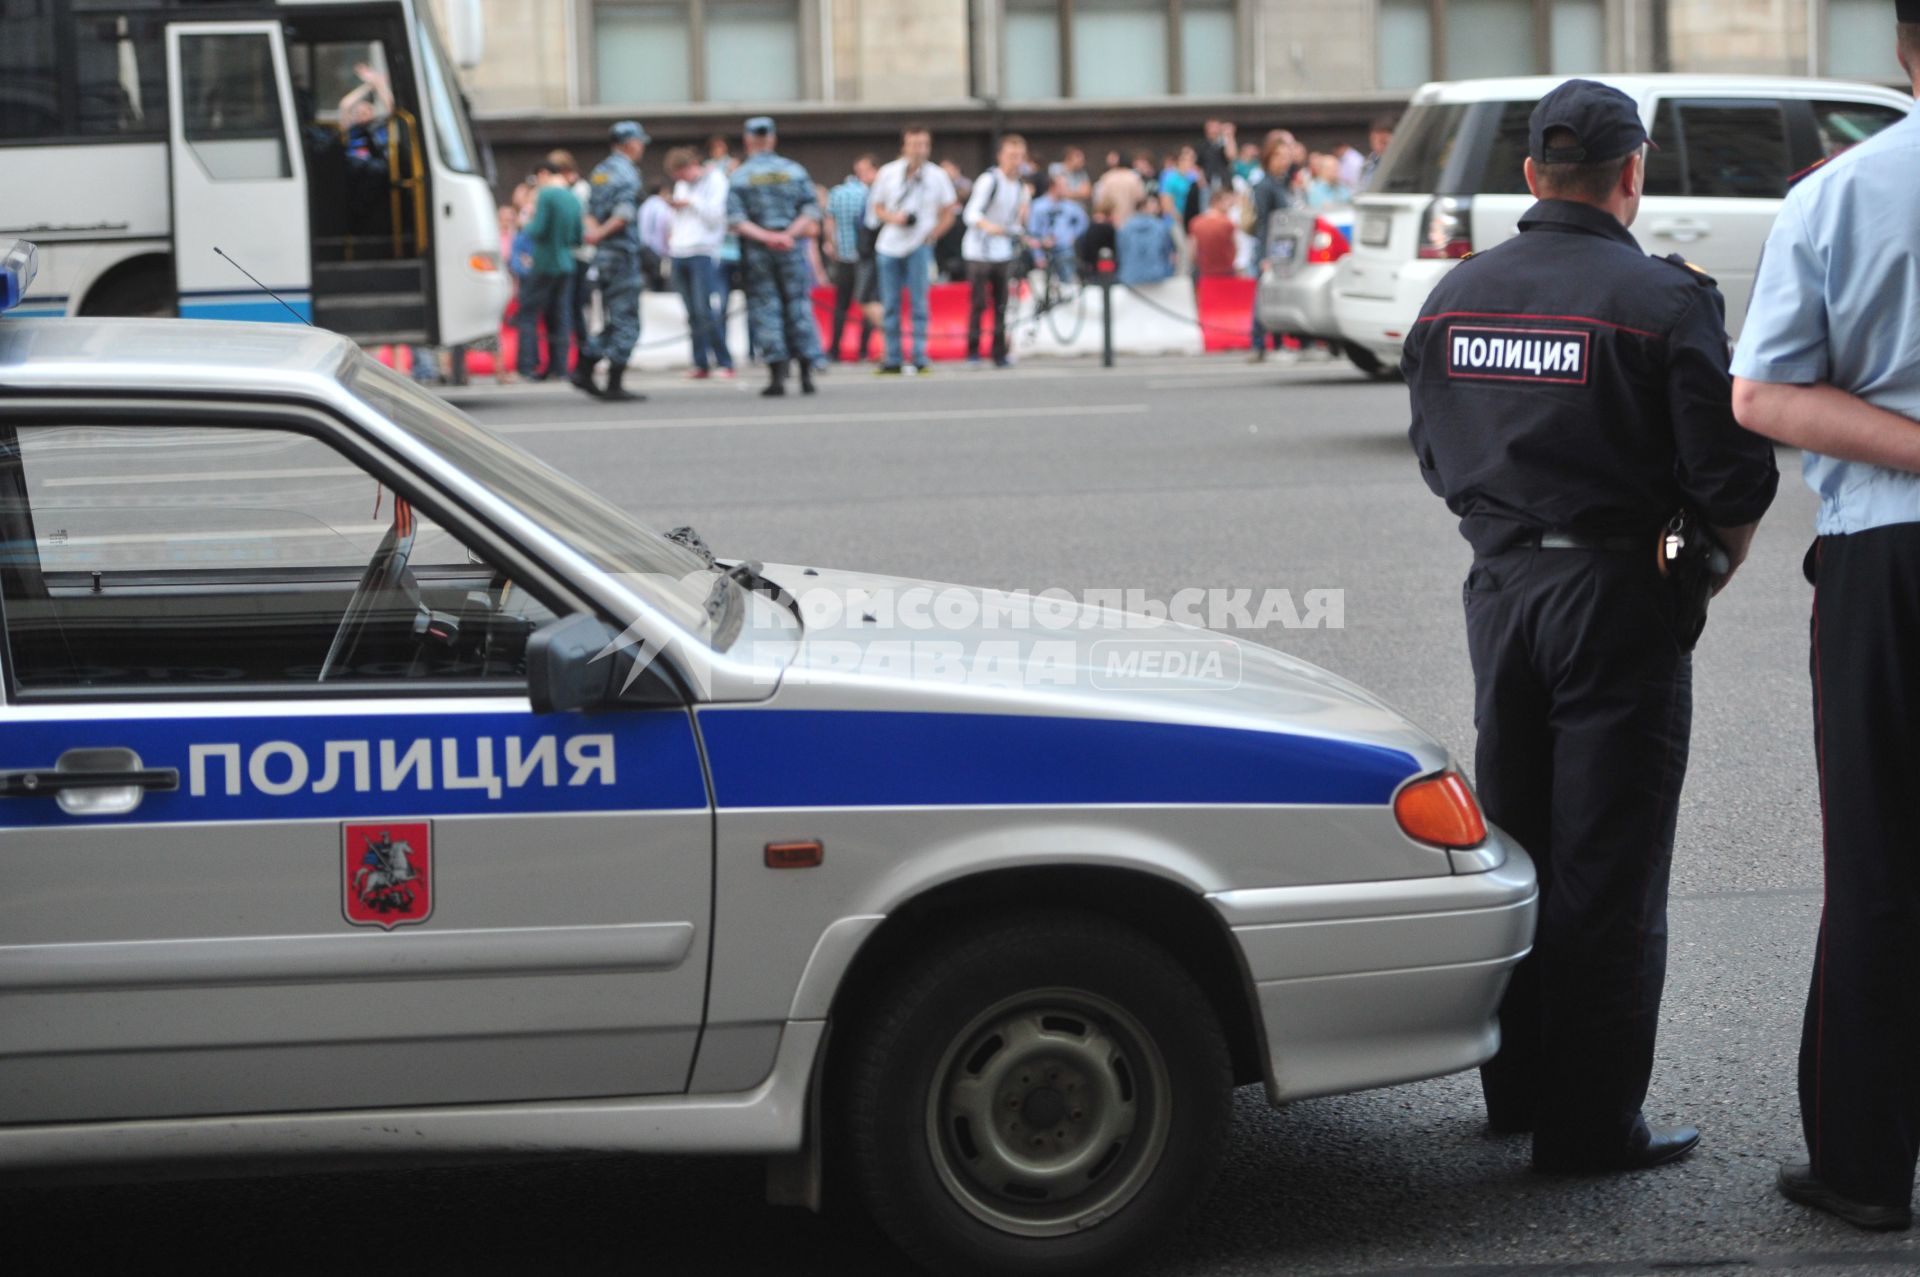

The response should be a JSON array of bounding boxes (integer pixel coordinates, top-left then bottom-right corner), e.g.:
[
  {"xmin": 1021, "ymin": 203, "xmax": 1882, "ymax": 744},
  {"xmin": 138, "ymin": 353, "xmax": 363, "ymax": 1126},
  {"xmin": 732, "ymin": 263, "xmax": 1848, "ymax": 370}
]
[{"xmin": 347, "ymin": 357, "xmax": 723, "ymax": 636}]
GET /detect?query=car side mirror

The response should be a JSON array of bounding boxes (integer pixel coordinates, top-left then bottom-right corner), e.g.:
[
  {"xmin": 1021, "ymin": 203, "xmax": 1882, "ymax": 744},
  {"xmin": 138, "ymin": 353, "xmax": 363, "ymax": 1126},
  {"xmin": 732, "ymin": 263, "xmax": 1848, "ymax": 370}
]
[{"xmin": 525, "ymin": 613, "xmax": 618, "ymax": 715}]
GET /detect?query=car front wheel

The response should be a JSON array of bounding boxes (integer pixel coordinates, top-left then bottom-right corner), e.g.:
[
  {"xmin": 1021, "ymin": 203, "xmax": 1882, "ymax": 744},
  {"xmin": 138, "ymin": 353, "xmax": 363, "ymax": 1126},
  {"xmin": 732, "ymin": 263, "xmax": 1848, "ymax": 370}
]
[{"xmin": 841, "ymin": 911, "xmax": 1233, "ymax": 1276}]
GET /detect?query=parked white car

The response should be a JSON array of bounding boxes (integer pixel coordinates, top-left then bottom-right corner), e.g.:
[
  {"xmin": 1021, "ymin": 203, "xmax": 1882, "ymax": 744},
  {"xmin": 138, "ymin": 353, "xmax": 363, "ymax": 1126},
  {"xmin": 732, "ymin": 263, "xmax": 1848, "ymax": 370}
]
[
  {"xmin": 1332, "ymin": 74, "xmax": 1913, "ymax": 372},
  {"xmin": 1256, "ymin": 205, "xmax": 1402, "ymax": 378}
]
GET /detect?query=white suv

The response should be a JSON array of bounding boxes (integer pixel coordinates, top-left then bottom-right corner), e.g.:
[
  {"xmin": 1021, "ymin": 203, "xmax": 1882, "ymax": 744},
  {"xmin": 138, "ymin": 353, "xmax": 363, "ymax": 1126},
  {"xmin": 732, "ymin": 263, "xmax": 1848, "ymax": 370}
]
[{"xmin": 1332, "ymin": 74, "xmax": 1913, "ymax": 371}]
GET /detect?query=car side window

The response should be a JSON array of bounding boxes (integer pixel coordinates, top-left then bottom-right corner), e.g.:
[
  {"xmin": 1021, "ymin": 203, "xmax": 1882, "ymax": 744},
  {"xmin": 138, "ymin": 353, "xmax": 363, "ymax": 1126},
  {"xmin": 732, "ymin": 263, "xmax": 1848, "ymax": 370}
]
[
  {"xmin": 1474, "ymin": 101, "xmax": 1535, "ymax": 197},
  {"xmin": 0, "ymin": 421, "xmax": 557, "ymax": 694},
  {"xmin": 1643, "ymin": 99, "xmax": 1684, "ymax": 197},
  {"xmin": 1643, "ymin": 98, "xmax": 1793, "ymax": 199},
  {"xmin": 1810, "ymin": 99, "xmax": 1908, "ymax": 158}
]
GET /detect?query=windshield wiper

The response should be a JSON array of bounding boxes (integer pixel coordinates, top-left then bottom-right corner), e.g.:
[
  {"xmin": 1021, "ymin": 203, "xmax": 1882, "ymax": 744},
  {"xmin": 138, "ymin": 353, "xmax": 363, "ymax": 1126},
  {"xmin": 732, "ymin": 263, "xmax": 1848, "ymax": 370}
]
[
  {"xmin": 674, "ymin": 523, "xmax": 802, "ymax": 644},
  {"xmin": 666, "ymin": 525, "xmax": 717, "ymax": 566}
]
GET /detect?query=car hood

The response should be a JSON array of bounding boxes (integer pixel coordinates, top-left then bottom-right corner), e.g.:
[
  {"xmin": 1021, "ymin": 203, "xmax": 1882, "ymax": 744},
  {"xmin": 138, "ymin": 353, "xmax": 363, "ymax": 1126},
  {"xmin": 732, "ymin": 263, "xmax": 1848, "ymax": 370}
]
[{"xmin": 735, "ymin": 563, "xmax": 1448, "ymax": 771}]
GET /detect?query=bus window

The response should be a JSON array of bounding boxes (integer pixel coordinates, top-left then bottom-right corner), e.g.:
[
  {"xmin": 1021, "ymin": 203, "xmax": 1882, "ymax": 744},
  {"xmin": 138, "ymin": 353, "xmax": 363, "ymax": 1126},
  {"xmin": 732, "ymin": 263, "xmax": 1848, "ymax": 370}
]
[
  {"xmin": 179, "ymin": 31, "xmax": 291, "ymax": 182},
  {"xmin": 0, "ymin": 1, "xmax": 61, "ymax": 139},
  {"xmin": 74, "ymin": 12, "xmax": 168, "ymax": 136},
  {"xmin": 416, "ymin": 16, "xmax": 477, "ymax": 176}
]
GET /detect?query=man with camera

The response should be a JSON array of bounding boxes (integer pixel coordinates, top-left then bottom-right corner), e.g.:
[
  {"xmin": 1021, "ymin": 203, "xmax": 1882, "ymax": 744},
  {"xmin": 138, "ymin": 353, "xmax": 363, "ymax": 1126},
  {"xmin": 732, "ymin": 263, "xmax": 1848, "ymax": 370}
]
[
  {"xmin": 960, "ymin": 133, "xmax": 1031, "ymax": 369},
  {"xmin": 867, "ymin": 125, "xmax": 959, "ymax": 375},
  {"xmin": 1403, "ymin": 80, "xmax": 1778, "ymax": 1174}
]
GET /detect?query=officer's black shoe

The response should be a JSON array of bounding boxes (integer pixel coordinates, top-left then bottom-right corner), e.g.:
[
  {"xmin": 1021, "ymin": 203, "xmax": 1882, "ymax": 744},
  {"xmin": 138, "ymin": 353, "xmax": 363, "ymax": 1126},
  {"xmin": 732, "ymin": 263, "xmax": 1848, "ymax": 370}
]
[
  {"xmin": 601, "ymin": 364, "xmax": 644, "ymax": 403},
  {"xmin": 1778, "ymin": 1163, "xmax": 1914, "ymax": 1231},
  {"xmin": 569, "ymin": 366, "xmax": 602, "ymax": 398},
  {"xmin": 798, "ymin": 361, "xmax": 816, "ymax": 395},
  {"xmin": 1533, "ymin": 1124, "xmax": 1700, "ymax": 1174},
  {"xmin": 762, "ymin": 362, "xmax": 787, "ymax": 398}
]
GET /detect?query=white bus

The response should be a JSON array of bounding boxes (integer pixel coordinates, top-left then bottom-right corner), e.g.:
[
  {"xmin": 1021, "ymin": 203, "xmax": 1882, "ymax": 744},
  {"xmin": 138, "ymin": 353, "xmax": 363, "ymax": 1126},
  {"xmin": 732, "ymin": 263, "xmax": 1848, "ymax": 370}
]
[{"xmin": 1, "ymin": 0, "xmax": 508, "ymax": 347}]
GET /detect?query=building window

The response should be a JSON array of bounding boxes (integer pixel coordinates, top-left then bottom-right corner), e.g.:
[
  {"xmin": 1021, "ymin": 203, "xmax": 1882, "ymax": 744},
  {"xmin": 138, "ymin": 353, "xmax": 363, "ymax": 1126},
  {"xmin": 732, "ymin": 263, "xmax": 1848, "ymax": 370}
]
[
  {"xmin": 1180, "ymin": 0, "xmax": 1237, "ymax": 96},
  {"xmin": 1378, "ymin": 0, "xmax": 1434, "ymax": 90},
  {"xmin": 1006, "ymin": 0, "xmax": 1063, "ymax": 98},
  {"xmin": 1002, "ymin": 0, "xmax": 1242, "ymax": 100},
  {"xmin": 591, "ymin": 0, "xmax": 802, "ymax": 105},
  {"xmin": 1379, "ymin": 0, "xmax": 1609, "ymax": 86},
  {"xmin": 1547, "ymin": 0, "xmax": 1604, "ymax": 73},
  {"xmin": 1445, "ymin": 0, "xmax": 1536, "ymax": 79},
  {"xmin": 1827, "ymin": 0, "xmax": 1899, "ymax": 80}
]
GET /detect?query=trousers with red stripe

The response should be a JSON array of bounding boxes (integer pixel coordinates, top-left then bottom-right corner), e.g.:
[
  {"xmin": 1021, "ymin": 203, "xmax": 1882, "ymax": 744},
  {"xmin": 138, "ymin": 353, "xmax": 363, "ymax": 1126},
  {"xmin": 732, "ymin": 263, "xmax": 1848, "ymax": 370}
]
[
  {"xmin": 1802, "ymin": 527, "xmax": 1920, "ymax": 1208},
  {"xmin": 1464, "ymin": 547, "xmax": 1693, "ymax": 1159}
]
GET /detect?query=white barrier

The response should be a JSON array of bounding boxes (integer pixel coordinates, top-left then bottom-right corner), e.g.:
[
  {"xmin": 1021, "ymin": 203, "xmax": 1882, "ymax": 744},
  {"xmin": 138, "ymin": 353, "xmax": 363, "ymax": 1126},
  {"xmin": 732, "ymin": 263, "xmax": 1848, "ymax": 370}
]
[
  {"xmin": 577, "ymin": 274, "xmax": 1208, "ymax": 370},
  {"xmin": 1010, "ymin": 275, "xmax": 1204, "ymax": 360}
]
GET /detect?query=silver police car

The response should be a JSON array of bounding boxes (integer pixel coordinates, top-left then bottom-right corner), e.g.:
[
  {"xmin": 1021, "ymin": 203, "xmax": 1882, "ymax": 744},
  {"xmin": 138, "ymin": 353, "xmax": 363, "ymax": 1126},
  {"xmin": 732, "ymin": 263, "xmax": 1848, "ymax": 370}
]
[{"xmin": 0, "ymin": 312, "xmax": 1535, "ymax": 1274}]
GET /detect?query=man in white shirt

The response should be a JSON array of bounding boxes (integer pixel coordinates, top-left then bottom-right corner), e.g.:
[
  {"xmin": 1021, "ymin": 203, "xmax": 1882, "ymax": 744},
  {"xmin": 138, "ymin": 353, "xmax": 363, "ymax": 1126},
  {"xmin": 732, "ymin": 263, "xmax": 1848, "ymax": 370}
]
[
  {"xmin": 638, "ymin": 183, "xmax": 674, "ymax": 291},
  {"xmin": 666, "ymin": 146, "xmax": 733, "ymax": 378},
  {"xmin": 867, "ymin": 125, "xmax": 959, "ymax": 373},
  {"xmin": 961, "ymin": 134, "xmax": 1031, "ymax": 369}
]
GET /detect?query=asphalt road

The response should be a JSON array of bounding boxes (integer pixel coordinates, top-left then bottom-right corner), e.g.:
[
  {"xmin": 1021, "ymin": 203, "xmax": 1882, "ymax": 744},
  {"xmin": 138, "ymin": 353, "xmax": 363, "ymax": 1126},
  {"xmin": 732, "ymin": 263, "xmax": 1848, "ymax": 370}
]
[{"xmin": 13, "ymin": 353, "xmax": 1913, "ymax": 1277}]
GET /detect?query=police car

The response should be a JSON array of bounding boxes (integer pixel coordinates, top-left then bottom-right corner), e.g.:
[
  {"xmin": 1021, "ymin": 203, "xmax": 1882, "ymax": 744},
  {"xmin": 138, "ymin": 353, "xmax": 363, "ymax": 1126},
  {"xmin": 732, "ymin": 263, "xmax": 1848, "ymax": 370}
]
[{"xmin": 0, "ymin": 246, "xmax": 1535, "ymax": 1276}]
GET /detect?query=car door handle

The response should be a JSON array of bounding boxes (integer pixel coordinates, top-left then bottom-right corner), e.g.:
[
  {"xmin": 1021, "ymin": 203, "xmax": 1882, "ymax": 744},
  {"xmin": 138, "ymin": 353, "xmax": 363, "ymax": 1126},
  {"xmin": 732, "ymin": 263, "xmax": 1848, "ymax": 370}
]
[
  {"xmin": 0, "ymin": 748, "xmax": 177, "ymax": 816},
  {"xmin": 1651, "ymin": 219, "xmax": 1710, "ymax": 243},
  {"xmin": 0, "ymin": 767, "xmax": 179, "ymax": 797}
]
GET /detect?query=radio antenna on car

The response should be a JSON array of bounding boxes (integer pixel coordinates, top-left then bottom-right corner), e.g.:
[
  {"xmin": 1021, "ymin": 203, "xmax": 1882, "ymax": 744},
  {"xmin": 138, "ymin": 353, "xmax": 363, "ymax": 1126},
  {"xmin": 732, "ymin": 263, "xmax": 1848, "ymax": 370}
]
[{"xmin": 212, "ymin": 247, "xmax": 313, "ymax": 327}]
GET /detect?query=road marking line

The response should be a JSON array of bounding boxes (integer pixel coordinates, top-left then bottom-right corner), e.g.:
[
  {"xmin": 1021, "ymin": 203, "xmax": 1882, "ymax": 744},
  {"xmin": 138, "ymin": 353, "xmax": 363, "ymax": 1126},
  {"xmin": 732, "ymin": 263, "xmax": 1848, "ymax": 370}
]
[
  {"xmin": 1143, "ymin": 370, "xmax": 1366, "ymax": 390},
  {"xmin": 489, "ymin": 403, "xmax": 1150, "ymax": 435}
]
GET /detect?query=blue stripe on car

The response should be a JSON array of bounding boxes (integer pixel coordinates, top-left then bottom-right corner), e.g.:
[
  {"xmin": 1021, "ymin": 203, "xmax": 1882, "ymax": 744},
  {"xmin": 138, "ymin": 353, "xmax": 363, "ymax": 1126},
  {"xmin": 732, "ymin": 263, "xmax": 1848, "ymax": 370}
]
[
  {"xmin": 697, "ymin": 709, "xmax": 1418, "ymax": 809},
  {"xmin": 0, "ymin": 708, "xmax": 1417, "ymax": 826}
]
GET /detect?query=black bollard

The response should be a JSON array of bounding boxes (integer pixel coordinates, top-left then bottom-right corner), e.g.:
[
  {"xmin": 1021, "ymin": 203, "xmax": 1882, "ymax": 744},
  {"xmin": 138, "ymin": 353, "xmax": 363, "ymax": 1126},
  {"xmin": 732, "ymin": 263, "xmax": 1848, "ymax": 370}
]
[{"xmin": 1099, "ymin": 248, "xmax": 1115, "ymax": 369}]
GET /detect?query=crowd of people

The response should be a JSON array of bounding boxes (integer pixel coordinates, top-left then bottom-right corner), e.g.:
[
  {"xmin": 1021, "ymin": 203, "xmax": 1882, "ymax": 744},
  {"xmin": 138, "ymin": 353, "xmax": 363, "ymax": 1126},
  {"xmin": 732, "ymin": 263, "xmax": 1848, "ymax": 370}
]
[{"xmin": 490, "ymin": 113, "xmax": 1399, "ymax": 391}]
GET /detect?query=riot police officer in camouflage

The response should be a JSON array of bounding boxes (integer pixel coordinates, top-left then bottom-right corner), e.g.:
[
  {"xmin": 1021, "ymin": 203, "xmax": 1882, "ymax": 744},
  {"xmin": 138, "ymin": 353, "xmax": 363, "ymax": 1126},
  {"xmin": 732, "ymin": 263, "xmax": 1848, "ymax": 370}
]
[
  {"xmin": 728, "ymin": 116, "xmax": 826, "ymax": 398},
  {"xmin": 573, "ymin": 120, "xmax": 649, "ymax": 404}
]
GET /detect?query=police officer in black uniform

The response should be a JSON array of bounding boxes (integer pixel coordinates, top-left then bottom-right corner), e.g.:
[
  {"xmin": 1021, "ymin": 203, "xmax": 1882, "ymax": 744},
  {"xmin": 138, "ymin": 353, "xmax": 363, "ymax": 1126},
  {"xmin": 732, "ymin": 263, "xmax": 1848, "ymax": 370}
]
[{"xmin": 1405, "ymin": 80, "xmax": 1779, "ymax": 1173}]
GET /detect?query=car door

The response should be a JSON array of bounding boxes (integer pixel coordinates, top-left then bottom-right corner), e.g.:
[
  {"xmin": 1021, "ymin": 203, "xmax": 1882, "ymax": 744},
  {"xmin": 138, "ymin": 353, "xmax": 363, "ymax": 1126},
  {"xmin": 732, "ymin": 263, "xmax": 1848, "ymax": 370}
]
[
  {"xmin": 1636, "ymin": 95, "xmax": 1796, "ymax": 334},
  {"xmin": 0, "ymin": 404, "xmax": 713, "ymax": 1125}
]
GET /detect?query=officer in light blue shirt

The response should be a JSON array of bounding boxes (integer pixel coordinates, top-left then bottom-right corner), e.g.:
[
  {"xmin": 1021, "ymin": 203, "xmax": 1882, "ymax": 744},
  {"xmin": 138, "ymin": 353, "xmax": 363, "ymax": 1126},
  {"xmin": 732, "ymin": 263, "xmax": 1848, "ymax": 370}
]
[{"xmin": 1729, "ymin": 2, "xmax": 1920, "ymax": 1232}]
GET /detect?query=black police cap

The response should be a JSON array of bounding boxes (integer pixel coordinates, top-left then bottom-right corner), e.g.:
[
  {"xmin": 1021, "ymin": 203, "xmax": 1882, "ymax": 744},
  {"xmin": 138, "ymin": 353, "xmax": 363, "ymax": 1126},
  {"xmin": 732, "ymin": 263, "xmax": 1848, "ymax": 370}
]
[
  {"xmin": 1530, "ymin": 79, "xmax": 1651, "ymax": 165},
  {"xmin": 1900, "ymin": 0, "xmax": 1920, "ymax": 22}
]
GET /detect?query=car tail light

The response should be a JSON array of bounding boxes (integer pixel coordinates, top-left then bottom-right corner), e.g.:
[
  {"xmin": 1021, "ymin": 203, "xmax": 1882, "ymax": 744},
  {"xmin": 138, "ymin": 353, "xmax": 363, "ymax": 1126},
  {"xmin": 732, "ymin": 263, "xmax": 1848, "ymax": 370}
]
[
  {"xmin": 1416, "ymin": 196, "xmax": 1474, "ymax": 260},
  {"xmin": 1394, "ymin": 771, "xmax": 1487, "ymax": 848},
  {"xmin": 1306, "ymin": 218, "xmax": 1351, "ymax": 265}
]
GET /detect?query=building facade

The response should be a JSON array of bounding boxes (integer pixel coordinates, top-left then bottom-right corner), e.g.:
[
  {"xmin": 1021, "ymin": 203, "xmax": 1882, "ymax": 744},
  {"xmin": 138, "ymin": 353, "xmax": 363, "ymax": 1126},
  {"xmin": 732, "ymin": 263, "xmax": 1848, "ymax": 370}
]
[{"xmin": 436, "ymin": 0, "xmax": 1909, "ymax": 184}]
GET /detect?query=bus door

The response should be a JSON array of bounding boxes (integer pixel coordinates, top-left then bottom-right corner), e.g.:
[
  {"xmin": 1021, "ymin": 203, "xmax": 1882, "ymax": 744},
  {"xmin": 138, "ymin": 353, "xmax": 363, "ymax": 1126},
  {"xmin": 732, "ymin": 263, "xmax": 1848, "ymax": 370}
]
[{"xmin": 165, "ymin": 22, "xmax": 313, "ymax": 324}]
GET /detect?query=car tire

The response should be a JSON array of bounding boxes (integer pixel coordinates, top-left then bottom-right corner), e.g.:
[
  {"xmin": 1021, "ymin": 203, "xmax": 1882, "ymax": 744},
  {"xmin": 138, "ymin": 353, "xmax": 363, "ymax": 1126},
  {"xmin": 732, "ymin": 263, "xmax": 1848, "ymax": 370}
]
[
  {"xmin": 840, "ymin": 910, "xmax": 1233, "ymax": 1277},
  {"xmin": 1343, "ymin": 341, "xmax": 1401, "ymax": 382}
]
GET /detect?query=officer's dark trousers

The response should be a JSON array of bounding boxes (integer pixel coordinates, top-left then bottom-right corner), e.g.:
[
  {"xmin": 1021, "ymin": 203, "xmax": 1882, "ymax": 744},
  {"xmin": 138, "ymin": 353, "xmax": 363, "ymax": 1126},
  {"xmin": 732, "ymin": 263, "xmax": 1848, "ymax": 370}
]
[
  {"xmin": 1465, "ymin": 547, "xmax": 1692, "ymax": 1159},
  {"xmin": 1800, "ymin": 526, "xmax": 1920, "ymax": 1208}
]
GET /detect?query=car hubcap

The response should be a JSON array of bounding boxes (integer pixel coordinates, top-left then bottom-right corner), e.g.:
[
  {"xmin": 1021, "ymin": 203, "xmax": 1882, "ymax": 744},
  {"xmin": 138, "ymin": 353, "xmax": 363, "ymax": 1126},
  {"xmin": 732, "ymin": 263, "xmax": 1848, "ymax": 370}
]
[{"xmin": 926, "ymin": 988, "xmax": 1171, "ymax": 1237}]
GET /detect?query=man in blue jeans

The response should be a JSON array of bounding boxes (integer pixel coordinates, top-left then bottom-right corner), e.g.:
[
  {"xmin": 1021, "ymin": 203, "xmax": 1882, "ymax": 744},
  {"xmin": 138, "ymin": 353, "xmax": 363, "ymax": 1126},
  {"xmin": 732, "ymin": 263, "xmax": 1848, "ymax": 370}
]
[
  {"xmin": 666, "ymin": 147, "xmax": 733, "ymax": 378},
  {"xmin": 867, "ymin": 126, "xmax": 959, "ymax": 374}
]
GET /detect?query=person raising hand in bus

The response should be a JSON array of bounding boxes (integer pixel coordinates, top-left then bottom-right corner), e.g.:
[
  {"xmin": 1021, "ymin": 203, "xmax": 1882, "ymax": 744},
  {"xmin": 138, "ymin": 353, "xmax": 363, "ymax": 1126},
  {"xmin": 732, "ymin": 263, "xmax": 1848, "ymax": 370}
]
[
  {"xmin": 338, "ymin": 63, "xmax": 397, "ymax": 243},
  {"xmin": 338, "ymin": 63, "xmax": 394, "ymax": 164}
]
